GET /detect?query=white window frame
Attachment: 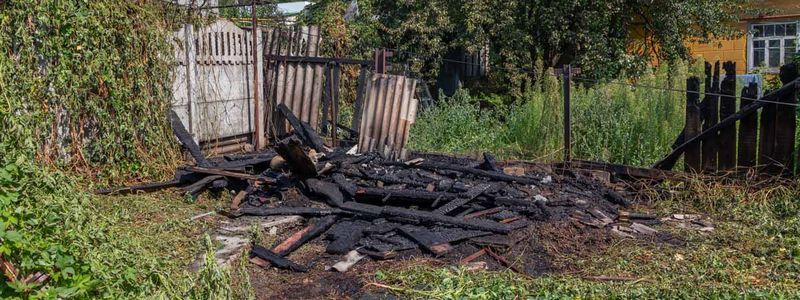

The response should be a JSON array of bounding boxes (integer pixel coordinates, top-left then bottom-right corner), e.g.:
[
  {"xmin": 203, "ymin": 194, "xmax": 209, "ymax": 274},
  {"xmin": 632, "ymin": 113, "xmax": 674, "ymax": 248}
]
[{"xmin": 747, "ymin": 21, "xmax": 799, "ymax": 73}]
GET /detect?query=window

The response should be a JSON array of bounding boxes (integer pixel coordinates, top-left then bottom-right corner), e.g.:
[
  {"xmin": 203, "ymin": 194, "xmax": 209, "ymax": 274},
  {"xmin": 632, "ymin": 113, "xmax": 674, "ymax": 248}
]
[{"xmin": 749, "ymin": 21, "xmax": 799, "ymax": 71}]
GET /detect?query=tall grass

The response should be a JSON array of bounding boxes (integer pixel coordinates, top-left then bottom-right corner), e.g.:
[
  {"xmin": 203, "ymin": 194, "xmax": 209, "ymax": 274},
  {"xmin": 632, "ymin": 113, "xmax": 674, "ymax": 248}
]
[{"xmin": 410, "ymin": 62, "xmax": 700, "ymax": 166}]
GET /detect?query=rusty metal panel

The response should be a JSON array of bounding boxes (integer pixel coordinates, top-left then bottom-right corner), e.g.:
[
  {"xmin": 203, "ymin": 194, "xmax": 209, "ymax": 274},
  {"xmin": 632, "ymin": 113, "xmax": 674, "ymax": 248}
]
[
  {"xmin": 357, "ymin": 73, "xmax": 419, "ymax": 160},
  {"xmin": 264, "ymin": 25, "xmax": 324, "ymax": 134}
]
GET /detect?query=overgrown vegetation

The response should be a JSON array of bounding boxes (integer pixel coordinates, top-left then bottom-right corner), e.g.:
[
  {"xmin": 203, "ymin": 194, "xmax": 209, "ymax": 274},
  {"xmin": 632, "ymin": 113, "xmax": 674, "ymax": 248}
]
[
  {"xmin": 0, "ymin": 0, "xmax": 182, "ymax": 182},
  {"xmin": 0, "ymin": 1, "xmax": 251, "ymax": 298},
  {"xmin": 410, "ymin": 62, "xmax": 698, "ymax": 166},
  {"xmin": 373, "ymin": 177, "xmax": 800, "ymax": 299}
]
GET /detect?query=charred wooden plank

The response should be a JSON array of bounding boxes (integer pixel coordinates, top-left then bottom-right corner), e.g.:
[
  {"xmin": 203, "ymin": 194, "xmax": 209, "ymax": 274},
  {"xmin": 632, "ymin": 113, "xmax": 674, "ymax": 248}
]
[
  {"xmin": 771, "ymin": 63, "xmax": 799, "ymax": 175},
  {"xmin": 355, "ymin": 186, "xmax": 455, "ymax": 204},
  {"xmin": 381, "ymin": 206, "xmax": 511, "ymax": 233},
  {"xmin": 718, "ymin": 62, "xmax": 737, "ymax": 171},
  {"xmin": 325, "ymin": 220, "xmax": 369, "ymax": 254},
  {"xmin": 277, "ymin": 103, "xmax": 326, "ymax": 152},
  {"xmin": 701, "ymin": 62, "xmax": 721, "ymax": 172},
  {"xmin": 331, "ymin": 173, "xmax": 357, "ymax": 198},
  {"xmin": 737, "ymin": 82, "xmax": 759, "ymax": 168},
  {"xmin": 251, "ymin": 245, "xmax": 308, "ymax": 272},
  {"xmin": 684, "ymin": 77, "xmax": 702, "ymax": 172},
  {"xmin": 305, "ymin": 178, "xmax": 344, "ymax": 206},
  {"xmin": 169, "ymin": 110, "xmax": 211, "ymax": 167},
  {"xmin": 383, "ymin": 161, "xmax": 539, "ymax": 185},
  {"xmin": 273, "ymin": 215, "xmax": 339, "ymax": 257},
  {"xmin": 275, "ymin": 136, "xmax": 318, "ymax": 179},
  {"xmin": 183, "ymin": 175, "xmax": 223, "ymax": 198},
  {"xmin": 180, "ymin": 166, "xmax": 269, "ymax": 181},
  {"xmin": 433, "ymin": 183, "xmax": 492, "ymax": 215},
  {"xmin": 237, "ymin": 206, "xmax": 346, "ymax": 218},
  {"xmin": 96, "ymin": 180, "xmax": 181, "ymax": 195},
  {"xmin": 397, "ymin": 225, "xmax": 490, "ymax": 255}
]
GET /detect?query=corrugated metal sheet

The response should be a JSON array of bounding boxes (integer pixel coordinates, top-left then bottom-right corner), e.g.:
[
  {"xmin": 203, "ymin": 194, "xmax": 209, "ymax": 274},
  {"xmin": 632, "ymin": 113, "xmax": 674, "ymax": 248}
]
[
  {"xmin": 357, "ymin": 73, "xmax": 419, "ymax": 160},
  {"xmin": 264, "ymin": 26, "xmax": 324, "ymax": 133}
]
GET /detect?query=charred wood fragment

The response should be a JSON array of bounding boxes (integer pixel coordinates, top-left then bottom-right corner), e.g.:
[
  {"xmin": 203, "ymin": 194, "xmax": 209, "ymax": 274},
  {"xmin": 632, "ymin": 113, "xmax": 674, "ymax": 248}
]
[
  {"xmin": 275, "ymin": 136, "xmax": 319, "ymax": 179},
  {"xmin": 277, "ymin": 103, "xmax": 327, "ymax": 152},
  {"xmin": 96, "ymin": 180, "xmax": 181, "ymax": 195},
  {"xmin": 273, "ymin": 215, "xmax": 339, "ymax": 257},
  {"xmin": 305, "ymin": 178, "xmax": 344, "ymax": 206},
  {"xmin": 237, "ymin": 206, "xmax": 346, "ymax": 218},
  {"xmin": 251, "ymin": 245, "xmax": 308, "ymax": 272},
  {"xmin": 169, "ymin": 110, "xmax": 211, "ymax": 167}
]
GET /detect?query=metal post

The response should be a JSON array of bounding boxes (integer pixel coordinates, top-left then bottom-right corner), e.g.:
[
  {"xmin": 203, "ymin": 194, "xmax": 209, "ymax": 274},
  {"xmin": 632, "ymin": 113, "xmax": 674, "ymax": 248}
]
[
  {"xmin": 251, "ymin": 1, "xmax": 264, "ymax": 149},
  {"xmin": 562, "ymin": 65, "xmax": 571, "ymax": 162}
]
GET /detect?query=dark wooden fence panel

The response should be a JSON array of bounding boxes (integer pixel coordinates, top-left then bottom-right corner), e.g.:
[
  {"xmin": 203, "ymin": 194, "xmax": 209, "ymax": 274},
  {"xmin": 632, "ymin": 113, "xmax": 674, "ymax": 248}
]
[
  {"xmin": 718, "ymin": 62, "xmax": 737, "ymax": 171},
  {"xmin": 701, "ymin": 62, "xmax": 721, "ymax": 172},
  {"xmin": 661, "ymin": 61, "xmax": 800, "ymax": 177},
  {"xmin": 737, "ymin": 82, "xmax": 759, "ymax": 168},
  {"xmin": 684, "ymin": 77, "xmax": 702, "ymax": 172}
]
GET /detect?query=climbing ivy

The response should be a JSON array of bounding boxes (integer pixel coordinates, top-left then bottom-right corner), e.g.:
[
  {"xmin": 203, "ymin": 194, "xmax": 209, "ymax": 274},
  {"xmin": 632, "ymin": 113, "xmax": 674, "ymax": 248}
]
[{"xmin": 0, "ymin": 0, "xmax": 187, "ymax": 182}]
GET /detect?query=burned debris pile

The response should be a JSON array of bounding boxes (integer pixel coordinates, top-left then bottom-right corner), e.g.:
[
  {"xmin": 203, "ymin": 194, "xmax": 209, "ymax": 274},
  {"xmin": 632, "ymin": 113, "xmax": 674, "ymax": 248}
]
[{"xmin": 100, "ymin": 108, "xmax": 646, "ymax": 274}]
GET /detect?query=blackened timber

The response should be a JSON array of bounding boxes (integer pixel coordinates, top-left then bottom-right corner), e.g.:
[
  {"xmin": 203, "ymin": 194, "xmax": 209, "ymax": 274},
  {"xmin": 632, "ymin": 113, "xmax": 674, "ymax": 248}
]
[
  {"xmin": 169, "ymin": 110, "xmax": 211, "ymax": 167},
  {"xmin": 701, "ymin": 62, "xmax": 720, "ymax": 172},
  {"xmin": 381, "ymin": 206, "xmax": 510, "ymax": 233},
  {"xmin": 653, "ymin": 77, "xmax": 800, "ymax": 170},
  {"xmin": 251, "ymin": 245, "xmax": 308, "ymax": 272},
  {"xmin": 683, "ymin": 77, "xmax": 702, "ymax": 172},
  {"xmin": 275, "ymin": 136, "xmax": 319, "ymax": 179},
  {"xmin": 96, "ymin": 180, "xmax": 181, "ymax": 195},
  {"xmin": 433, "ymin": 183, "xmax": 492, "ymax": 215},
  {"xmin": 478, "ymin": 152, "xmax": 501, "ymax": 172},
  {"xmin": 718, "ymin": 62, "xmax": 737, "ymax": 171},
  {"xmin": 383, "ymin": 161, "xmax": 540, "ymax": 185},
  {"xmin": 273, "ymin": 215, "xmax": 339, "ymax": 257},
  {"xmin": 276, "ymin": 103, "xmax": 326, "ymax": 152},
  {"xmin": 355, "ymin": 186, "xmax": 456, "ymax": 204},
  {"xmin": 331, "ymin": 173, "xmax": 357, "ymax": 197},
  {"xmin": 237, "ymin": 206, "xmax": 346, "ymax": 217},
  {"xmin": 737, "ymin": 82, "xmax": 759, "ymax": 168},
  {"xmin": 181, "ymin": 166, "xmax": 269, "ymax": 181},
  {"xmin": 183, "ymin": 175, "xmax": 223, "ymax": 198},
  {"xmin": 305, "ymin": 178, "xmax": 344, "ymax": 206}
]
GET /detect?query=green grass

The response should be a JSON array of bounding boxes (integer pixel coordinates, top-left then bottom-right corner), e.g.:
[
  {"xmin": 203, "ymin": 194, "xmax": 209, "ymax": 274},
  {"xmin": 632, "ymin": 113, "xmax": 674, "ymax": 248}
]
[
  {"xmin": 0, "ymin": 156, "xmax": 251, "ymax": 299},
  {"xmin": 371, "ymin": 179, "xmax": 800, "ymax": 299},
  {"xmin": 410, "ymin": 62, "xmax": 698, "ymax": 166}
]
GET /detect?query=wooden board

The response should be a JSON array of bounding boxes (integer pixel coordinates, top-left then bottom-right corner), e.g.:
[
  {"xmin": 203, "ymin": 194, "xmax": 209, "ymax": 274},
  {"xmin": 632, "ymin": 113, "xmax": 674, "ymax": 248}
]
[
  {"xmin": 684, "ymin": 77, "xmax": 702, "ymax": 172},
  {"xmin": 737, "ymin": 82, "xmax": 759, "ymax": 168},
  {"xmin": 717, "ymin": 62, "xmax": 737, "ymax": 171},
  {"xmin": 701, "ymin": 62, "xmax": 720, "ymax": 172}
]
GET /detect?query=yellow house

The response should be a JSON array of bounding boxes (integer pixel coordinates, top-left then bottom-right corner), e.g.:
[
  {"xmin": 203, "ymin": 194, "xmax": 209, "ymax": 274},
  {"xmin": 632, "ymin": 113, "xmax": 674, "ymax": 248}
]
[{"xmin": 686, "ymin": 0, "xmax": 800, "ymax": 74}]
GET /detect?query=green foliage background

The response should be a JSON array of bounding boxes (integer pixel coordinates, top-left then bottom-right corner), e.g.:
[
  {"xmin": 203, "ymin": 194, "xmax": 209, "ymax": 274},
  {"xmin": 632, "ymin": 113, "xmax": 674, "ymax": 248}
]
[
  {"xmin": 0, "ymin": 1, "xmax": 223, "ymax": 298},
  {"xmin": 0, "ymin": 0, "xmax": 181, "ymax": 181}
]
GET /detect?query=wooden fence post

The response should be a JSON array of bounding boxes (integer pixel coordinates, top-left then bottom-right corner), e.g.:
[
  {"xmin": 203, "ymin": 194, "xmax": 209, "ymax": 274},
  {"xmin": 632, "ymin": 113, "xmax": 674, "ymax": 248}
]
[
  {"xmin": 718, "ymin": 62, "xmax": 737, "ymax": 171},
  {"xmin": 562, "ymin": 65, "xmax": 571, "ymax": 162},
  {"xmin": 684, "ymin": 77, "xmax": 702, "ymax": 172},
  {"xmin": 701, "ymin": 62, "xmax": 721, "ymax": 172},
  {"xmin": 773, "ymin": 63, "xmax": 799, "ymax": 175},
  {"xmin": 737, "ymin": 82, "xmax": 759, "ymax": 169}
]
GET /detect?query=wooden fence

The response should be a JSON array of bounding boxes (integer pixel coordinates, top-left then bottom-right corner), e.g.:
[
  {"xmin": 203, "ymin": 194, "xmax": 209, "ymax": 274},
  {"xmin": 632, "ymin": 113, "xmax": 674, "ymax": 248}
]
[{"xmin": 654, "ymin": 61, "xmax": 800, "ymax": 176}]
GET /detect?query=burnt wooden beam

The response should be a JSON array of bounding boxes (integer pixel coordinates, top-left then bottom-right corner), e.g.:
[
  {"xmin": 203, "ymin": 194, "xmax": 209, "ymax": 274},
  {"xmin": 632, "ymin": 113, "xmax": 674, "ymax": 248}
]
[
  {"xmin": 433, "ymin": 183, "xmax": 492, "ymax": 215},
  {"xmin": 236, "ymin": 206, "xmax": 346, "ymax": 218},
  {"xmin": 275, "ymin": 136, "xmax": 319, "ymax": 179},
  {"xmin": 355, "ymin": 186, "xmax": 456, "ymax": 204},
  {"xmin": 251, "ymin": 245, "xmax": 308, "ymax": 272},
  {"xmin": 305, "ymin": 178, "xmax": 344, "ymax": 206},
  {"xmin": 718, "ymin": 62, "xmax": 737, "ymax": 171},
  {"xmin": 272, "ymin": 215, "xmax": 339, "ymax": 257},
  {"xmin": 653, "ymin": 77, "xmax": 800, "ymax": 170},
  {"xmin": 183, "ymin": 175, "xmax": 223, "ymax": 198},
  {"xmin": 336, "ymin": 202, "xmax": 511, "ymax": 233},
  {"xmin": 383, "ymin": 161, "xmax": 540, "ymax": 185},
  {"xmin": 169, "ymin": 110, "xmax": 211, "ymax": 167},
  {"xmin": 277, "ymin": 103, "xmax": 326, "ymax": 152},
  {"xmin": 181, "ymin": 166, "xmax": 270, "ymax": 181},
  {"xmin": 96, "ymin": 180, "xmax": 181, "ymax": 195}
]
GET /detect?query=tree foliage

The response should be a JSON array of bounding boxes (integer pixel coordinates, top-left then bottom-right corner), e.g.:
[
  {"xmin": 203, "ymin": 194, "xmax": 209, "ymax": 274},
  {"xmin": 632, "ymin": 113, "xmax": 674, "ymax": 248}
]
[{"xmin": 307, "ymin": 0, "xmax": 751, "ymax": 85}]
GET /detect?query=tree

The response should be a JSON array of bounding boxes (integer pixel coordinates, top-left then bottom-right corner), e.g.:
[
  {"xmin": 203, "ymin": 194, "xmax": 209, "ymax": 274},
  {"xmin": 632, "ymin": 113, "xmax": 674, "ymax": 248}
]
[{"xmin": 312, "ymin": 0, "xmax": 750, "ymax": 81}]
